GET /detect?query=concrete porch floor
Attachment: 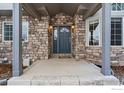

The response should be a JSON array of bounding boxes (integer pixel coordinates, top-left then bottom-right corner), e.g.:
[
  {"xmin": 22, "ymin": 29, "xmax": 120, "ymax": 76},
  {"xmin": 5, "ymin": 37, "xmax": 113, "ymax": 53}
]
[{"xmin": 8, "ymin": 58, "xmax": 120, "ymax": 85}]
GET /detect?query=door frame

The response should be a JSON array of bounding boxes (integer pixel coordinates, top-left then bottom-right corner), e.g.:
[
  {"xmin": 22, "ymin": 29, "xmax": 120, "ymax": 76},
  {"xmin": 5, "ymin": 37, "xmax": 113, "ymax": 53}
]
[{"xmin": 52, "ymin": 25, "xmax": 72, "ymax": 54}]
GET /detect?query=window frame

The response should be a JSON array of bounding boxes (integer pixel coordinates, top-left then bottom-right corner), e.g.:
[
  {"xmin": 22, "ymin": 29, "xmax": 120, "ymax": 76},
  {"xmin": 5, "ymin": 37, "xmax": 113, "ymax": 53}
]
[
  {"xmin": 2, "ymin": 21, "xmax": 13, "ymax": 42},
  {"xmin": 86, "ymin": 8, "xmax": 124, "ymax": 47},
  {"xmin": 89, "ymin": 20, "xmax": 99, "ymax": 46},
  {"xmin": 22, "ymin": 21, "xmax": 29, "ymax": 42},
  {"xmin": 86, "ymin": 17, "xmax": 101, "ymax": 47},
  {"xmin": 2, "ymin": 21, "xmax": 29, "ymax": 42},
  {"xmin": 111, "ymin": 17, "xmax": 123, "ymax": 46},
  {"xmin": 112, "ymin": 3, "xmax": 124, "ymax": 11}
]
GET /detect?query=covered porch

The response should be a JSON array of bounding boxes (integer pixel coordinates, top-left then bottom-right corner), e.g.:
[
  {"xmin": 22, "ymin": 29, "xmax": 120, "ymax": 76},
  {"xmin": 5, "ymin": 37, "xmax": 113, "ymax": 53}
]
[
  {"xmin": 8, "ymin": 58, "xmax": 119, "ymax": 85},
  {"xmin": 1, "ymin": 3, "xmax": 119, "ymax": 85}
]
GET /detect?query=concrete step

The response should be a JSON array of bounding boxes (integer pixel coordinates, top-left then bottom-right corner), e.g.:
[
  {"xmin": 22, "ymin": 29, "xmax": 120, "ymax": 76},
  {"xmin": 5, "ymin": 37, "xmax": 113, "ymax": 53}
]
[{"xmin": 8, "ymin": 75, "xmax": 120, "ymax": 85}]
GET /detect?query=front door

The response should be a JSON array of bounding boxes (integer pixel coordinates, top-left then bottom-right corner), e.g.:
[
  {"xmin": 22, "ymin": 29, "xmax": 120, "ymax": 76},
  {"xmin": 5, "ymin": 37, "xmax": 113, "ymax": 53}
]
[{"xmin": 53, "ymin": 26, "xmax": 71, "ymax": 53}]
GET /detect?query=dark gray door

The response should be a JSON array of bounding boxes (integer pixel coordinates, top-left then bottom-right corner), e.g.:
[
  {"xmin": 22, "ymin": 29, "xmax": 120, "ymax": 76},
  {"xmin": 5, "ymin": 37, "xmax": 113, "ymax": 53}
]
[{"xmin": 53, "ymin": 26, "xmax": 71, "ymax": 53}]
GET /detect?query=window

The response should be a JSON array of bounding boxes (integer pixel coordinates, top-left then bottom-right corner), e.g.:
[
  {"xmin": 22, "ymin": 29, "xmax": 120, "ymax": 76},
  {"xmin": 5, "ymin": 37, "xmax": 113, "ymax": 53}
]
[
  {"xmin": 112, "ymin": 3, "xmax": 124, "ymax": 11},
  {"xmin": 89, "ymin": 20, "xmax": 99, "ymax": 45},
  {"xmin": 111, "ymin": 18, "xmax": 122, "ymax": 45},
  {"xmin": 3, "ymin": 21, "xmax": 29, "ymax": 42},
  {"xmin": 3, "ymin": 22, "xmax": 13, "ymax": 41},
  {"xmin": 22, "ymin": 21, "xmax": 29, "ymax": 42}
]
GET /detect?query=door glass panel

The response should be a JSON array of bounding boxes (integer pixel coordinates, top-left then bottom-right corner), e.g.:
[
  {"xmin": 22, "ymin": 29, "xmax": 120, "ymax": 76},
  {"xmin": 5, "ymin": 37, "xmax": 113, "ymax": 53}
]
[
  {"xmin": 53, "ymin": 27, "xmax": 58, "ymax": 53},
  {"xmin": 54, "ymin": 27, "xmax": 58, "ymax": 40}
]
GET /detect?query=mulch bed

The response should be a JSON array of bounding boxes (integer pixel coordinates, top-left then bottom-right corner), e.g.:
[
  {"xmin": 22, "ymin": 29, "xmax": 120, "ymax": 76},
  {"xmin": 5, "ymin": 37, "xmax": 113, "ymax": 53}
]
[
  {"xmin": 0, "ymin": 64, "xmax": 27, "ymax": 79},
  {"xmin": 112, "ymin": 66, "xmax": 124, "ymax": 76},
  {"xmin": 95, "ymin": 64, "xmax": 124, "ymax": 76}
]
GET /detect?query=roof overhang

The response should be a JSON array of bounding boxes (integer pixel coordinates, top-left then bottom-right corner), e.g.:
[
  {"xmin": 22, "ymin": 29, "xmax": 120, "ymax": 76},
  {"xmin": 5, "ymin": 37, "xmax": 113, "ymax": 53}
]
[{"xmin": 0, "ymin": 3, "xmax": 102, "ymax": 20}]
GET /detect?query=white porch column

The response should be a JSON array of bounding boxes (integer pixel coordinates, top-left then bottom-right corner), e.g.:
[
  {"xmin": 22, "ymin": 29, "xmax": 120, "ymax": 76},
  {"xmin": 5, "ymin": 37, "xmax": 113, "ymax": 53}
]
[
  {"xmin": 12, "ymin": 3, "xmax": 23, "ymax": 76},
  {"xmin": 101, "ymin": 3, "xmax": 111, "ymax": 75}
]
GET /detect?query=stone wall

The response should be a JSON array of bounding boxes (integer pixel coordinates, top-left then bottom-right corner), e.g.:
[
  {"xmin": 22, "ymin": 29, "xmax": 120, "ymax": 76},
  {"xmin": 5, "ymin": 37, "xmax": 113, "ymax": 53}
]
[
  {"xmin": 74, "ymin": 15, "xmax": 86, "ymax": 60},
  {"xmin": 0, "ymin": 16, "xmax": 49, "ymax": 63},
  {"xmin": 0, "ymin": 14, "xmax": 124, "ymax": 64},
  {"xmin": 74, "ymin": 15, "xmax": 124, "ymax": 65},
  {"xmin": 51, "ymin": 13, "xmax": 73, "ymax": 25},
  {"xmin": 0, "ymin": 16, "xmax": 13, "ymax": 63},
  {"xmin": 26, "ymin": 16, "xmax": 49, "ymax": 60},
  {"xmin": 85, "ymin": 46, "xmax": 124, "ymax": 64},
  {"xmin": 85, "ymin": 47, "xmax": 102, "ymax": 64}
]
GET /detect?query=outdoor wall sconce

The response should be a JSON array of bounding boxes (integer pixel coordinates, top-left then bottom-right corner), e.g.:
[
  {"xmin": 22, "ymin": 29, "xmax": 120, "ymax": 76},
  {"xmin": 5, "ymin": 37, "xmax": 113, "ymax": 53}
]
[
  {"xmin": 71, "ymin": 25, "xmax": 75, "ymax": 33},
  {"xmin": 49, "ymin": 25, "xmax": 53, "ymax": 33},
  {"xmin": 49, "ymin": 25, "xmax": 53, "ymax": 29},
  {"xmin": 71, "ymin": 25, "xmax": 75, "ymax": 29}
]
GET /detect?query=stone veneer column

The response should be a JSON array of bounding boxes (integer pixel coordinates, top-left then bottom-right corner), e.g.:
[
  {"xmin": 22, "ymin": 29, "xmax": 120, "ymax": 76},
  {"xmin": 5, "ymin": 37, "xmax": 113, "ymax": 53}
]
[
  {"xmin": 74, "ymin": 15, "xmax": 86, "ymax": 60},
  {"xmin": 34, "ymin": 17, "xmax": 49, "ymax": 60},
  {"xmin": 19, "ymin": 16, "xmax": 49, "ymax": 61}
]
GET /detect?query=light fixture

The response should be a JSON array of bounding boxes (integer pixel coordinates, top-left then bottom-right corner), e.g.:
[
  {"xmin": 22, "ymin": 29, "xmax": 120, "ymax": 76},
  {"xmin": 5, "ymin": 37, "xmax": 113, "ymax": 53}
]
[
  {"xmin": 49, "ymin": 25, "xmax": 53, "ymax": 29},
  {"xmin": 49, "ymin": 25, "xmax": 53, "ymax": 33},
  {"xmin": 71, "ymin": 25, "xmax": 75, "ymax": 29}
]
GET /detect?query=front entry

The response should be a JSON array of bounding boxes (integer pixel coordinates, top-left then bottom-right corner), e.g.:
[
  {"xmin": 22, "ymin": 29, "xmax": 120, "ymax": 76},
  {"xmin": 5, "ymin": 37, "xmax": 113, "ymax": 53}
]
[{"xmin": 53, "ymin": 26, "xmax": 71, "ymax": 53}]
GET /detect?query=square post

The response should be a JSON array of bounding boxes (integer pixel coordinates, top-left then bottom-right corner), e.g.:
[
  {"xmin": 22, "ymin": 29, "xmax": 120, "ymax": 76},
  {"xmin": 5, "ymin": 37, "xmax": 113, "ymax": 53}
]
[
  {"xmin": 12, "ymin": 3, "xmax": 23, "ymax": 76},
  {"xmin": 101, "ymin": 3, "xmax": 111, "ymax": 75}
]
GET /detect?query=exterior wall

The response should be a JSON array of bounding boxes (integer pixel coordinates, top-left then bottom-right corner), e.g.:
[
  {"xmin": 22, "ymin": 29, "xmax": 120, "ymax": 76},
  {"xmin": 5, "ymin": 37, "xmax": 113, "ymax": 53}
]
[
  {"xmin": 27, "ymin": 16, "xmax": 49, "ymax": 60},
  {"xmin": 84, "ymin": 9, "xmax": 124, "ymax": 65},
  {"xmin": 0, "ymin": 16, "xmax": 13, "ymax": 63},
  {"xmin": 72, "ymin": 9, "xmax": 124, "ymax": 64},
  {"xmin": 0, "ymin": 10, "xmax": 124, "ymax": 64},
  {"xmin": 51, "ymin": 13, "xmax": 73, "ymax": 26},
  {"xmin": 85, "ymin": 46, "xmax": 124, "ymax": 64},
  {"xmin": 74, "ymin": 15, "xmax": 86, "ymax": 60},
  {"xmin": 0, "ymin": 16, "xmax": 49, "ymax": 63}
]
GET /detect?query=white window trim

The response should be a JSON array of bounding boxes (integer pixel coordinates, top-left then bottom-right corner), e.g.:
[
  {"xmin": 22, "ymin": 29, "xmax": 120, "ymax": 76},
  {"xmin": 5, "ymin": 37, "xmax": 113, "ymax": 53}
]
[
  {"xmin": 112, "ymin": 3, "xmax": 124, "ymax": 11},
  {"xmin": 2, "ymin": 21, "xmax": 12, "ymax": 42},
  {"xmin": 86, "ymin": 11, "xmax": 124, "ymax": 47},
  {"xmin": 85, "ymin": 17, "xmax": 101, "ymax": 47},
  {"xmin": 22, "ymin": 21, "xmax": 29, "ymax": 42},
  {"xmin": 111, "ymin": 8, "xmax": 124, "ymax": 47},
  {"xmin": 122, "ymin": 17, "xmax": 124, "ymax": 47},
  {"xmin": 110, "ymin": 17, "xmax": 124, "ymax": 47},
  {"xmin": 2, "ymin": 21, "xmax": 29, "ymax": 42}
]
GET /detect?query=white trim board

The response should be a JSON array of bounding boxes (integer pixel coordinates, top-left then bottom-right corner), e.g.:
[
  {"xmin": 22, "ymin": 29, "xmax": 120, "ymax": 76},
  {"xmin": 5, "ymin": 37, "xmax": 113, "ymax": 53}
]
[{"xmin": 2, "ymin": 21, "xmax": 29, "ymax": 42}]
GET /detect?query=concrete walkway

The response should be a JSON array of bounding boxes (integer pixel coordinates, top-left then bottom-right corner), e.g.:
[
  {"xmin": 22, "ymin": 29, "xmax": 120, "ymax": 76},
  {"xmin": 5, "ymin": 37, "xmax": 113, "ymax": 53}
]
[{"xmin": 8, "ymin": 59, "xmax": 120, "ymax": 85}]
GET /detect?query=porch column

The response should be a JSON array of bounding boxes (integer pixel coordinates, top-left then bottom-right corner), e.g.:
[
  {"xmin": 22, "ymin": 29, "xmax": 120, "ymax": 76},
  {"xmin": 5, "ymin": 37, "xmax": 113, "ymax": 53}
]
[
  {"xmin": 12, "ymin": 3, "xmax": 23, "ymax": 76},
  {"xmin": 101, "ymin": 3, "xmax": 111, "ymax": 75}
]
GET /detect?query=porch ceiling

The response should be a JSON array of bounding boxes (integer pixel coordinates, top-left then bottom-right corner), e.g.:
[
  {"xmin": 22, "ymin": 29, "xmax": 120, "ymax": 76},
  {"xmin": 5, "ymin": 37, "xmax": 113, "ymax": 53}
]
[
  {"xmin": 23, "ymin": 3, "xmax": 101, "ymax": 18},
  {"xmin": 0, "ymin": 3, "xmax": 101, "ymax": 19}
]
